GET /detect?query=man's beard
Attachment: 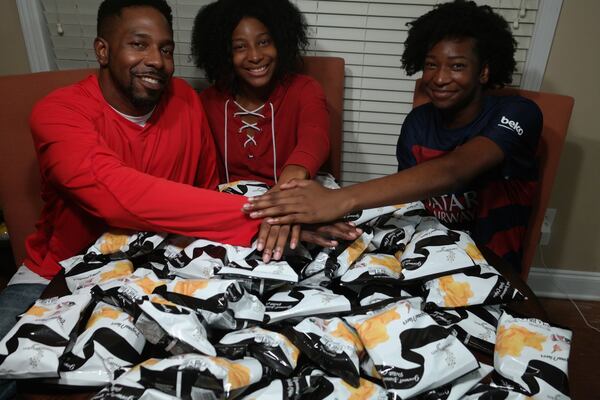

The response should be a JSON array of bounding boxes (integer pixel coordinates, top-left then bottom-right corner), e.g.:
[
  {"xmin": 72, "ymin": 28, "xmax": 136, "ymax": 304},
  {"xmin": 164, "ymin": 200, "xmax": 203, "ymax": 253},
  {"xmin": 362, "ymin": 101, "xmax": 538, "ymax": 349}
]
[{"xmin": 126, "ymin": 77, "xmax": 163, "ymax": 110}]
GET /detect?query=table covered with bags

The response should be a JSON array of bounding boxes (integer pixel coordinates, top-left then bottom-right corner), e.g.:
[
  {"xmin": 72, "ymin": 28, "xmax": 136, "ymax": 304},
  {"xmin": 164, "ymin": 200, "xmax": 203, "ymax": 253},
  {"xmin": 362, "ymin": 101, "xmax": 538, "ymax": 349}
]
[{"xmin": 2, "ymin": 177, "xmax": 571, "ymax": 400}]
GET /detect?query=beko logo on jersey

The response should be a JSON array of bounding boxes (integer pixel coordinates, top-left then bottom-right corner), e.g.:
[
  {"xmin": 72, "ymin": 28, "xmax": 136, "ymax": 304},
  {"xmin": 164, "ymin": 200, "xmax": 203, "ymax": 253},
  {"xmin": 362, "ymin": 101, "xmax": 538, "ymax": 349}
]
[{"xmin": 498, "ymin": 116, "xmax": 524, "ymax": 135}]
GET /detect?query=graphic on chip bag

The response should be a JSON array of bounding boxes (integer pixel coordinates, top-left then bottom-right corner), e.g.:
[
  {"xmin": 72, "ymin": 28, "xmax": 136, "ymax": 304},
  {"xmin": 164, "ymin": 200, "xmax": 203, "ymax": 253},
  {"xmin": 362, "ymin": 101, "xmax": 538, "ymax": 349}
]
[
  {"xmin": 350, "ymin": 299, "xmax": 479, "ymax": 399},
  {"xmin": 494, "ymin": 311, "xmax": 572, "ymax": 399},
  {"xmin": 58, "ymin": 302, "xmax": 146, "ymax": 386},
  {"xmin": 0, "ymin": 293, "xmax": 92, "ymax": 379}
]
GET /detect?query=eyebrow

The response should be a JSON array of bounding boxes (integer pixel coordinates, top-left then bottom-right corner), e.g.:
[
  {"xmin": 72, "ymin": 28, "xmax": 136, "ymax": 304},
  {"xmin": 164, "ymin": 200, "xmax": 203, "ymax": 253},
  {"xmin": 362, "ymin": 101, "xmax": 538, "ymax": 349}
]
[{"xmin": 128, "ymin": 32, "xmax": 174, "ymax": 46}]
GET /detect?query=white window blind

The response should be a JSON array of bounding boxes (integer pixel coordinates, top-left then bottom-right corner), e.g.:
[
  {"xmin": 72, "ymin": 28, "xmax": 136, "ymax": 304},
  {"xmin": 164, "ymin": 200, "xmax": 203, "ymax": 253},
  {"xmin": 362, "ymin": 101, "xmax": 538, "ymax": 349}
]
[{"xmin": 39, "ymin": 0, "xmax": 540, "ymax": 186}]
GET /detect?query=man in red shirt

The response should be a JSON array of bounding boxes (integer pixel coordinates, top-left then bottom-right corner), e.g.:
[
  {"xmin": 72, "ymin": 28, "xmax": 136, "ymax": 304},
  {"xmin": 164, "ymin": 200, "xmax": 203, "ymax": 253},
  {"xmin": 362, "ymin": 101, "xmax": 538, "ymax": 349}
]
[{"xmin": 0, "ymin": 4, "xmax": 260, "ymax": 393}]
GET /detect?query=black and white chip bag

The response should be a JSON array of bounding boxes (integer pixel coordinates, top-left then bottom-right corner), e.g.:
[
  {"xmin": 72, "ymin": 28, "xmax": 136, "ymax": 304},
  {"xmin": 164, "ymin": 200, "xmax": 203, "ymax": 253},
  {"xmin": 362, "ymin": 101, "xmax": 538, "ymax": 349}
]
[
  {"xmin": 219, "ymin": 180, "xmax": 271, "ymax": 197},
  {"xmin": 399, "ymin": 219, "xmax": 484, "ymax": 282},
  {"xmin": 59, "ymin": 302, "xmax": 146, "ymax": 386},
  {"xmin": 286, "ymin": 317, "xmax": 364, "ymax": 387},
  {"xmin": 135, "ymin": 295, "xmax": 216, "ymax": 356},
  {"xmin": 423, "ymin": 264, "xmax": 525, "ymax": 309},
  {"xmin": 159, "ymin": 278, "xmax": 265, "ymax": 329},
  {"xmin": 87, "ymin": 231, "xmax": 166, "ymax": 260},
  {"xmin": 415, "ymin": 363, "xmax": 493, "ymax": 400},
  {"xmin": 343, "ymin": 204, "xmax": 403, "ymax": 227},
  {"xmin": 493, "ymin": 311, "xmax": 572, "ymax": 399},
  {"xmin": 138, "ymin": 354, "xmax": 263, "ymax": 399},
  {"xmin": 346, "ymin": 299, "xmax": 479, "ymax": 399},
  {"xmin": 371, "ymin": 215, "xmax": 419, "ymax": 255},
  {"xmin": 91, "ymin": 358, "xmax": 178, "ymax": 400},
  {"xmin": 220, "ymin": 259, "xmax": 299, "ymax": 284},
  {"xmin": 328, "ymin": 229, "xmax": 374, "ymax": 278},
  {"xmin": 307, "ymin": 374, "xmax": 388, "ymax": 400},
  {"xmin": 265, "ymin": 287, "xmax": 351, "ymax": 324},
  {"xmin": 392, "ymin": 201, "xmax": 428, "ymax": 218},
  {"xmin": 427, "ymin": 305, "xmax": 502, "ymax": 355},
  {"xmin": 217, "ymin": 326, "xmax": 299, "ymax": 377},
  {"xmin": 0, "ymin": 293, "xmax": 92, "ymax": 378},
  {"xmin": 340, "ymin": 253, "xmax": 403, "ymax": 285},
  {"xmin": 462, "ymin": 383, "xmax": 530, "ymax": 399},
  {"xmin": 62, "ymin": 256, "xmax": 134, "ymax": 294}
]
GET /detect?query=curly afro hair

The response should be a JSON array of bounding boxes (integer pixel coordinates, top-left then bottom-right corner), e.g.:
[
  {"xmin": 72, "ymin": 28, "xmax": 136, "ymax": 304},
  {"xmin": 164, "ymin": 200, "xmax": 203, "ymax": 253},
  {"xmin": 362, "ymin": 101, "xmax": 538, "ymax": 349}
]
[
  {"xmin": 97, "ymin": 0, "xmax": 173, "ymax": 38},
  {"xmin": 401, "ymin": 0, "xmax": 516, "ymax": 88},
  {"xmin": 191, "ymin": 0, "xmax": 308, "ymax": 94}
]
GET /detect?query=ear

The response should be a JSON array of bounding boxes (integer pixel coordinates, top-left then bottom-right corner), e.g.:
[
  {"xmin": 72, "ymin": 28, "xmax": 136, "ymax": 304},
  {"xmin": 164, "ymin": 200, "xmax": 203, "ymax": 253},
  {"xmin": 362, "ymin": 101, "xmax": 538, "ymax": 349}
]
[
  {"xmin": 479, "ymin": 63, "xmax": 490, "ymax": 85},
  {"xmin": 94, "ymin": 37, "xmax": 109, "ymax": 67}
]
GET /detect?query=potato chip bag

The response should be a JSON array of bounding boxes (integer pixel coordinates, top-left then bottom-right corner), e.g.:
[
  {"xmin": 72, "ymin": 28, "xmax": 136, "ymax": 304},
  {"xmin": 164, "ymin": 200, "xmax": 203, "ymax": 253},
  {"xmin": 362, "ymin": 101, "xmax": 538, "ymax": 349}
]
[
  {"xmin": 265, "ymin": 287, "xmax": 351, "ymax": 324},
  {"xmin": 348, "ymin": 299, "xmax": 479, "ymax": 399},
  {"xmin": 218, "ymin": 326, "xmax": 299, "ymax": 377},
  {"xmin": 328, "ymin": 229, "xmax": 374, "ymax": 278},
  {"xmin": 423, "ymin": 264, "xmax": 525, "ymax": 309},
  {"xmin": 219, "ymin": 180, "xmax": 271, "ymax": 197},
  {"xmin": 415, "ymin": 363, "xmax": 493, "ymax": 400},
  {"xmin": 160, "ymin": 278, "xmax": 265, "ymax": 329},
  {"xmin": 287, "ymin": 317, "xmax": 363, "ymax": 387},
  {"xmin": 400, "ymin": 219, "xmax": 480, "ymax": 282},
  {"xmin": 138, "ymin": 354, "xmax": 263, "ymax": 399},
  {"xmin": 341, "ymin": 253, "xmax": 403, "ymax": 285},
  {"xmin": 59, "ymin": 302, "xmax": 146, "ymax": 386},
  {"xmin": 493, "ymin": 311, "xmax": 572, "ymax": 399},
  {"xmin": 0, "ymin": 293, "xmax": 91, "ymax": 379},
  {"xmin": 307, "ymin": 374, "xmax": 388, "ymax": 400},
  {"xmin": 462, "ymin": 383, "xmax": 531, "ymax": 399},
  {"xmin": 87, "ymin": 231, "xmax": 166, "ymax": 259},
  {"xmin": 135, "ymin": 295, "xmax": 216, "ymax": 356},
  {"xmin": 63, "ymin": 257, "xmax": 134, "ymax": 294},
  {"xmin": 219, "ymin": 259, "xmax": 299, "ymax": 283},
  {"xmin": 371, "ymin": 215, "xmax": 419, "ymax": 255},
  {"xmin": 427, "ymin": 305, "xmax": 502, "ymax": 355}
]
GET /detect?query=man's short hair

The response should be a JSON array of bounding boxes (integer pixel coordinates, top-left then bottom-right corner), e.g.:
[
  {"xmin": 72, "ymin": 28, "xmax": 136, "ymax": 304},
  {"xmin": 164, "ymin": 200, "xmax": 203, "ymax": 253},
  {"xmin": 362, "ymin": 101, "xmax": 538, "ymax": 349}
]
[{"xmin": 97, "ymin": 0, "xmax": 173, "ymax": 38}]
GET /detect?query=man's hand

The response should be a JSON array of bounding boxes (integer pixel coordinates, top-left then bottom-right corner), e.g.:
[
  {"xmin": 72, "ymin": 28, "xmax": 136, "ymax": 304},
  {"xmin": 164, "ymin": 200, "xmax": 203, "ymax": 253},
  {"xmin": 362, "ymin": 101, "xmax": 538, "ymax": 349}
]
[
  {"xmin": 258, "ymin": 220, "xmax": 362, "ymax": 263},
  {"xmin": 243, "ymin": 179, "xmax": 352, "ymax": 225}
]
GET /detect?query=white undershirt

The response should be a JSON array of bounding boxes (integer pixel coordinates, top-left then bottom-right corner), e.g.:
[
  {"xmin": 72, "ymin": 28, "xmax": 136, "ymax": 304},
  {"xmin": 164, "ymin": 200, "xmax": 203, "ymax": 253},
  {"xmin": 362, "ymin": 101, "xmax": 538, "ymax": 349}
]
[{"xmin": 110, "ymin": 106, "xmax": 155, "ymax": 127}]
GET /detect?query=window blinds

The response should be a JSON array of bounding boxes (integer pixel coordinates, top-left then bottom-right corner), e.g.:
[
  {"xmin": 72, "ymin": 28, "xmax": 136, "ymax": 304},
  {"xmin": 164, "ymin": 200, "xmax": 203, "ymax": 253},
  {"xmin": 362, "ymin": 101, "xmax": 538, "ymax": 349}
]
[{"xmin": 40, "ymin": 0, "xmax": 540, "ymax": 185}]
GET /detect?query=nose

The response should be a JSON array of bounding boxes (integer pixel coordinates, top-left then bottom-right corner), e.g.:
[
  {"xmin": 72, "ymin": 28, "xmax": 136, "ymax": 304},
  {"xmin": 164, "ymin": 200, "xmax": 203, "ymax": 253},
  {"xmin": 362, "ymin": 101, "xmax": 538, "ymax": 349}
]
[
  {"xmin": 247, "ymin": 45, "xmax": 263, "ymax": 63},
  {"xmin": 433, "ymin": 66, "xmax": 451, "ymax": 86},
  {"xmin": 145, "ymin": 45, "xmax": 165, "ymax": 70}
]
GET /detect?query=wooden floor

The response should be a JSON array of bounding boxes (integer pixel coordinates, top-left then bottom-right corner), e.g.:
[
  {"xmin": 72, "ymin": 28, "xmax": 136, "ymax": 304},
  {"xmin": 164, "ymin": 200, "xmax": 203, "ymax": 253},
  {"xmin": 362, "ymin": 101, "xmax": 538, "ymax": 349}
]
[{"xmin": 538, "ymin": 297, "xmax": 600, "ymax": 400}]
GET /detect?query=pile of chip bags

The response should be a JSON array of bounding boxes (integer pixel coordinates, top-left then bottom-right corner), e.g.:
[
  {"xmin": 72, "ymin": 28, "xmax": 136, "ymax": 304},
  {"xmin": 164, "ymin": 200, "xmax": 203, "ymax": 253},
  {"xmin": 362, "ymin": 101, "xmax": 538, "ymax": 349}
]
[{"xmin": 0, "ymin": 177, "xmax": 572, "ymax": 399}]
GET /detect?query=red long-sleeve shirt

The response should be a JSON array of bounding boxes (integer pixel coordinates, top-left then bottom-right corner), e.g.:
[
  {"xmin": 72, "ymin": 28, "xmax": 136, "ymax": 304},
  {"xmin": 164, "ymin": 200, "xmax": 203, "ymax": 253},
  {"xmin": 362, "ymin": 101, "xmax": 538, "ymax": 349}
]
[
  {"xmin": 25, "ymin": 74, "xmax": 260, "ymax": 279},
  {"xmin": 200, "ymin": 74, "xmax": 330, "ymax": 185}
]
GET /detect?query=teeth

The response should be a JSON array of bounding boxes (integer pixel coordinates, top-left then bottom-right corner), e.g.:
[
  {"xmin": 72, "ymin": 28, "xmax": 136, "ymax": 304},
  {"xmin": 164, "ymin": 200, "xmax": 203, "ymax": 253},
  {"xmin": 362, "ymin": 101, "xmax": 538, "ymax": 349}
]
[
  {"xmin": 249, "ymin": 66, "xmax": 267, "ymax": 72},
  {"xmin": 140, "ymin": 76, "xmax": 160, "ymax": 84}
]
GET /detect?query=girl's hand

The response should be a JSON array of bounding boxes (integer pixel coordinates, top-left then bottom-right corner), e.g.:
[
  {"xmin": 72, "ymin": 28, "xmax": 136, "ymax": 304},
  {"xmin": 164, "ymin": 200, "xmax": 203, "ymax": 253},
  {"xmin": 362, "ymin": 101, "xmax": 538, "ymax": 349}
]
[{"xmin": 243, "ymin": 179, "xmax": 351, "ymax": 225}]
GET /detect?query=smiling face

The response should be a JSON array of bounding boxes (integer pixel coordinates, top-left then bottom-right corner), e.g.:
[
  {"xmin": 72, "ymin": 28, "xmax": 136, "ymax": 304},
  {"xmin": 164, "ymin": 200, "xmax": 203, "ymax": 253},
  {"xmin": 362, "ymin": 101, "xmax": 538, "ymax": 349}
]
[
  {"xmin": 421, "ymin": 37, "xmax": 489, "ymax": 128},
  {"xmin": 231, "ymin": 16, "xmax": 278, "ymax": 102},
  {"xmin": 95, "ymin": 5, "xmax": 175, "ymax": 116}
]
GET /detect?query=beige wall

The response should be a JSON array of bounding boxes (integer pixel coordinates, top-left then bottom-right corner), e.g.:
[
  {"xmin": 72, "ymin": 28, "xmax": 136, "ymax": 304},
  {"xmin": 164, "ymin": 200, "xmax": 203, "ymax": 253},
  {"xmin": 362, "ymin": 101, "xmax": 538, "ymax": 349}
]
[
  {"xmin": 0, "ymin": 1, "xmax": 30, "ymax": 75},
  {"xmin": 535, "ymin": 0, "xmax": 600, "ymax": 273},
  {"xmin": 0, "ymin": 0, "xmax": 597, "ymax": 273}
]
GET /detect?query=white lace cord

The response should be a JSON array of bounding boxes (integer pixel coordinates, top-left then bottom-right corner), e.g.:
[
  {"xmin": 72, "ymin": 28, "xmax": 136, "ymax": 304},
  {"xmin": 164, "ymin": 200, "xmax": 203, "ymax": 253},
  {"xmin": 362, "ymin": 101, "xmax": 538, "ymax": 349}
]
[
  {"xmin": 270, "ymin": 102, "xmax": 277, "ymax": 184},
  {"xmin": 224, "ymin": 99, "xmax": 230, "ymax": 183},
  {"xmin": 234, "ymin": 101, "xmax": 265, "ymax": 147}
]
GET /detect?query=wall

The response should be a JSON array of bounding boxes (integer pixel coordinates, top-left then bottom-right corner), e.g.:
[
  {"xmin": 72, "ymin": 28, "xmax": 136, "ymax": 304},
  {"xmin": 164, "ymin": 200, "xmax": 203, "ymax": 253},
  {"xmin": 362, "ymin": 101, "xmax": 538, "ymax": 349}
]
[
  {"xmin": 534, "ymin": 0, "xmax": 600, "ymax": 273},
  {"xmin": 0, "ymin": 0, "xmax": 597, "ymax": 274},
  {"xmin": 0, "ymin": 1, "xmax": 30, "ymax": 75}
]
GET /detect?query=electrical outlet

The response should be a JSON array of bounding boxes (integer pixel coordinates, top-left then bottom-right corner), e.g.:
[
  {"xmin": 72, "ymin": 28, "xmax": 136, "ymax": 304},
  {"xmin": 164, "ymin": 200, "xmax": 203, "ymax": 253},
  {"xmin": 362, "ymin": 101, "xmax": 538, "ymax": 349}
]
[{"xmin": 540, "ymin": 208, "xmax": 556, "ymax": 245}]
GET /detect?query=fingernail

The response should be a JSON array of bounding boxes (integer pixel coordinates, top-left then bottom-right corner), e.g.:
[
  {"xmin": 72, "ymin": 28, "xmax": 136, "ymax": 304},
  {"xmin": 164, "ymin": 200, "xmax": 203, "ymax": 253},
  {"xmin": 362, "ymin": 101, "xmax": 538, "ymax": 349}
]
[
  {"xmin": 274, "ymin": 250, "xmax": 282, "ymax": 260},
  {"xmin": 356, "ymin": 228, "xmax": 363, "ymax": 234},
  {"xmin": 331, "ymin": 240, "xmax": 339, "ymax": 246},
  {"xmin": 248, "ymin": 197, "xmax": 256, "ymax": 202},
  {"xmin": 266, "ymin": 218, "xmax": 277, "ymax": 224},
  {"xmin": 257, "ymin": 242, "xmax": 264, "ymax": 251},
  {"xmin": 263, "ymin": 254, "xmax": 271, "ymax": 263},
  {"xmin": 242, "ymin": 203, "xmax": 252, "ymax": 210},
  {"xmin": 250, "ymin": 212, "xmax": 261, "ymax": 218},
  {"xmin": 290, "ymin": 241, "xmax": 297, "ymax": 250}
]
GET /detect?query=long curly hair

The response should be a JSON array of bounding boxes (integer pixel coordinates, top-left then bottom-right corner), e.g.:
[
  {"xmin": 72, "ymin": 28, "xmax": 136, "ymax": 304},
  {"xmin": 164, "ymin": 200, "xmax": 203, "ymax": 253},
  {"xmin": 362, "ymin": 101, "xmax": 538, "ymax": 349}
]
[
  {"xmin": 191, "ymin": 0, "xmax": 308, "ymax": 94},
  {"xmin": 401, "ymin": 0, "xmax": 516, "ymax": 88}
]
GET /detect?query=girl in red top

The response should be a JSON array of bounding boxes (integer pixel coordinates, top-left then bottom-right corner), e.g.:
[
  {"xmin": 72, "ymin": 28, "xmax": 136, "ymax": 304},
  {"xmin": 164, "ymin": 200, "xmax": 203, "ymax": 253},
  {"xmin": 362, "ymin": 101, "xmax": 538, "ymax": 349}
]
[{"xmin": 191, "ymin": 0, "xmax": 330, "ymax": 187}]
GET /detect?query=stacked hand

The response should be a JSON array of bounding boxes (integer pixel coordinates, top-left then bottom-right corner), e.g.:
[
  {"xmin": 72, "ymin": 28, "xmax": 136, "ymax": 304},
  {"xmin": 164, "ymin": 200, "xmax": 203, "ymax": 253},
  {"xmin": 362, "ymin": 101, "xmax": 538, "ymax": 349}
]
[{"xmin": 244, "ymin": 179, "xmax": 356, "ymax": 262}]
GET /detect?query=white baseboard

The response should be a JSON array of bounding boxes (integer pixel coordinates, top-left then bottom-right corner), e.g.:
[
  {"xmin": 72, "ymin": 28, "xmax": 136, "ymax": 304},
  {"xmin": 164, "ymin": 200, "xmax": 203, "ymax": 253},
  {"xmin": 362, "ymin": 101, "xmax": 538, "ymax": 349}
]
[{"xmin": 527, "ymin": 267, "xmax": 600, "ymax": 301}]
